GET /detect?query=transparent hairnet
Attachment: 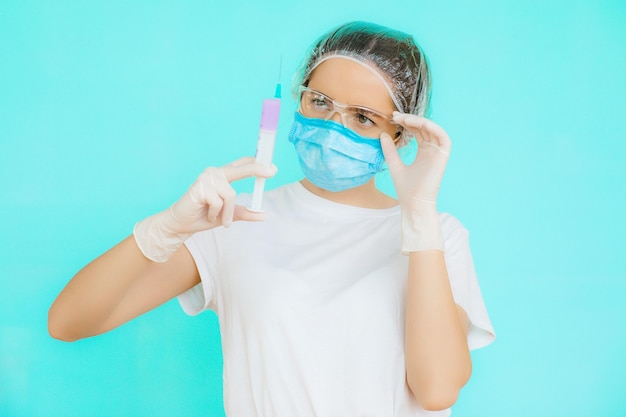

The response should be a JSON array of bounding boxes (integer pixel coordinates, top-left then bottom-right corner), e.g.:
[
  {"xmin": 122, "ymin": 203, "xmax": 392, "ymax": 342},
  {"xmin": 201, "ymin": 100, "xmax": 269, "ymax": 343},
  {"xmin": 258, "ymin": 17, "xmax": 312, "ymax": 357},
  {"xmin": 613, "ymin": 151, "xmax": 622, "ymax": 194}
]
[{"xmin": 292, "ymin": 21, "xmax": 431, "ymax": 130}]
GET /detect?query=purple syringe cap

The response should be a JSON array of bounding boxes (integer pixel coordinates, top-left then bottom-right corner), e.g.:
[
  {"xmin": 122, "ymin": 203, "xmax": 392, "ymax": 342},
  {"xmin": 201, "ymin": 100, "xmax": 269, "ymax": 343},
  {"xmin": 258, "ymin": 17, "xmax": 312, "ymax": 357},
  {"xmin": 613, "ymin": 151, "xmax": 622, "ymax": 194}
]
[{"xmin": 260, "ymin": 98, "xmax": 281, "ymax": 131}]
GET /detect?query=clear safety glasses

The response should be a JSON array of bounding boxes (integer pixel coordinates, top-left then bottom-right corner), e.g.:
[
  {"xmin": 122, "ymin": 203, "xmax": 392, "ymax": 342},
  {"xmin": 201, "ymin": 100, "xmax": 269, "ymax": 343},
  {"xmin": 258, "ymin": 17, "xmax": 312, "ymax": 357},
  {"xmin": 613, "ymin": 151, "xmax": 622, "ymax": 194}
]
[{"xmin": 298, "ymin": 86, "xmax": 400, "ymax": 139}]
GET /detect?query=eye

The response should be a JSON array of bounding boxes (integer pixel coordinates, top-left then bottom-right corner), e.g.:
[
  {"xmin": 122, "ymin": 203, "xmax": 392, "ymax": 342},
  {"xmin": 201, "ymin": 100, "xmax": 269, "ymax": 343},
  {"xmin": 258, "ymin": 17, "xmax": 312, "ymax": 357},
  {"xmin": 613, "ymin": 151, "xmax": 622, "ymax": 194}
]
[
  {"xmin": 354, "ymin": 111, "xmax": 377, "ymax": 128},
  {"xmin": 308, "ymin": 93, "xmax": 331, "ymax": 111},
  {"xmin": 312, "ymin": 97, "xmax": 329, "ymax": 109}
]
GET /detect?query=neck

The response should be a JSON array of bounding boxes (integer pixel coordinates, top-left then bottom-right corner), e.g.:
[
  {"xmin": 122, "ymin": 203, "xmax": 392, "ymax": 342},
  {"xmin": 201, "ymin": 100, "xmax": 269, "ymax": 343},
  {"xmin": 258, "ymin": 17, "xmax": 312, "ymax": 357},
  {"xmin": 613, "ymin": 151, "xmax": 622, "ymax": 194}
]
[{"xmin": 300, "ymin": 179, "xmax": 398, "ymax": 209}]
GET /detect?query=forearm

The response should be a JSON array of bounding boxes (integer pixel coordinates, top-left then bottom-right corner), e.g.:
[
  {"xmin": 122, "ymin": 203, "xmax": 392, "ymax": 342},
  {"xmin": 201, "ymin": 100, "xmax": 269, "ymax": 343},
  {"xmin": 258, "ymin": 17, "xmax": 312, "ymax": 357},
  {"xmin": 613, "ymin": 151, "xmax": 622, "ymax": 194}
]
[
  {"xmin": 48, "ymin": 235, "xmax": 152, "ymax": 341},
  {"xmin": 48, "ymin": 159, "xmax": 273, "ymax": 342},
  {"xmin": 404, "ymin": 250, "xmax": 471, "ymax": 410}
]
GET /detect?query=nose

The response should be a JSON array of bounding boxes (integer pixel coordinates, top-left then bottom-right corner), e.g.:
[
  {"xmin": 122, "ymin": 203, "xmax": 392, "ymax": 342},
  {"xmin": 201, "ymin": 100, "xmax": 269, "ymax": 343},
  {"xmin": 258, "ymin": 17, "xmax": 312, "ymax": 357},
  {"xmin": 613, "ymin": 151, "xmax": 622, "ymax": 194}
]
[{"xmin": 327, "ymin": 110, "xmax": 345, "ymax": 126}]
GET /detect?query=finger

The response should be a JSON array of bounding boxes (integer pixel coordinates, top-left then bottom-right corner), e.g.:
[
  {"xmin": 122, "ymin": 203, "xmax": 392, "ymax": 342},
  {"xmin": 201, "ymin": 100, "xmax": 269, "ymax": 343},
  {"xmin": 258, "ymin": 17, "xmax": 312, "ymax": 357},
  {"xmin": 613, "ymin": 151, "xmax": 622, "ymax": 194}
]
[
  {"xmin": 194, "ymin": 169, "xmax": 224, "ymax": 223},
  {"xmin": 393, "ymin": 112, "xmax": 441, "ymax": 136},
  {"xmin": 392, "ymin": 112, "xmax": 418, "ymax": 129},
  {"xmin": 226, "ymin": 156, "xmax": 256, "ymax": 167},
  {"xmin": 203, "ymin": 189, "xmax": 223, "ymax": 223},
  {"xmin": 222, "ymin": 161, "xmax": 278, "ymax": 183},
  {"xmin": 233, "ymin": 205, "xmax": 266, "ymax": 222},
  {"xmin": 393, "ymin": 113, "xmax": 430, "ymax": 144},
  {"xmin": 207, "ymin": 169, "xmax": 237, "ymax": 227},
  {"xmin": 394, "ymin": 113, "xmax": 451, "ymax": 152},
  {"xmin": 218, "ymin": 184, "xmax": 237, "ymax": 228},
  {"xmin": 392, "ymin": 112, "xmax": 427, "ymax": 129},
  {"xmin": 415, "ymin": 122, "xmax": 451, "ymax": 154},
  {"xmin": 380, "ymin": 132, "xmax": 404, "ymax": 172}
]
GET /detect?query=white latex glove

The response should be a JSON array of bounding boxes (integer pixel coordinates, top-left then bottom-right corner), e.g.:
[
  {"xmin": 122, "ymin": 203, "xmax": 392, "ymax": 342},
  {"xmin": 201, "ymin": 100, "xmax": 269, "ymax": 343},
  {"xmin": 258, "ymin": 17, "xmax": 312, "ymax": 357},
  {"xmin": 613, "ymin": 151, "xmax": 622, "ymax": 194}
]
[
  {"xmin": 133, "ymin": 157, "xmax": 277, "ymax": 262},
  {"xmin": 380, "ymin": 112, "xmax": 452, "ymax": 254}
]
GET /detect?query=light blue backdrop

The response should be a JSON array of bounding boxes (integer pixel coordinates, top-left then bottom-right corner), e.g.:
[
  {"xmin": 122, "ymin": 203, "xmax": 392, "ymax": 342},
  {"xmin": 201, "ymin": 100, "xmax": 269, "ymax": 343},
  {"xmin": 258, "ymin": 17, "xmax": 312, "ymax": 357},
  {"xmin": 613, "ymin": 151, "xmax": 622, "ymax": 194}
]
[{"xmin": 1, "ymin": 1, "xmax": 625, "ymax": 416}]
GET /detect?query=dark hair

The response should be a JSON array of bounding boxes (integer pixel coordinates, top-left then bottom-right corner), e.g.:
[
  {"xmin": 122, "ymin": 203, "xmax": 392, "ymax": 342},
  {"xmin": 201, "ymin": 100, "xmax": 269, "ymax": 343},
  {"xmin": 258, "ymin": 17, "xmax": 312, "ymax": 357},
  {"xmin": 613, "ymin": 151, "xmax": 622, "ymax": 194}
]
[{"xmin": 293, "ymin": 21, "xmax": 431, "ymax": 119}]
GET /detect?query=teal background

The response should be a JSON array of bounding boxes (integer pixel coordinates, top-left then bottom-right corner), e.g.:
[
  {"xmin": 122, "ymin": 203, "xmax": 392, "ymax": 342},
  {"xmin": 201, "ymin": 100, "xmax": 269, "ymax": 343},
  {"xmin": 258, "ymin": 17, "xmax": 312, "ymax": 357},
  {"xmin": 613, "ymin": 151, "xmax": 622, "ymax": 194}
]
[{"xmin": 1, "ymin": 1, "xmax": 625, "ymax": 416}]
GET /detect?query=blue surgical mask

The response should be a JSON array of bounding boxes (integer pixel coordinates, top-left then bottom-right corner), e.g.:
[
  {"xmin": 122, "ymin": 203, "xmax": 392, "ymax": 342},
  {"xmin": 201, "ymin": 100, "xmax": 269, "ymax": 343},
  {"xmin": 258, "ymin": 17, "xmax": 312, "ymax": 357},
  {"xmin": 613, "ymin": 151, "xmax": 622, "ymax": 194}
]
[{"xmin": 288, "ymin": 112, "xmax": 385, "ymax": 192}]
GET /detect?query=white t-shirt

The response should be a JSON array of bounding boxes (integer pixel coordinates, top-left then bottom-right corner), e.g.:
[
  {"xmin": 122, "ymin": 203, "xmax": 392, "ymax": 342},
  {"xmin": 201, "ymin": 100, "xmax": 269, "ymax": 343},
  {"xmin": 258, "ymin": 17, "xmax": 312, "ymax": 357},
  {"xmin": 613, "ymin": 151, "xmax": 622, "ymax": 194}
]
[{"xmin": 178, "ymin": 182, "xmax": 495, "ymax": 417}]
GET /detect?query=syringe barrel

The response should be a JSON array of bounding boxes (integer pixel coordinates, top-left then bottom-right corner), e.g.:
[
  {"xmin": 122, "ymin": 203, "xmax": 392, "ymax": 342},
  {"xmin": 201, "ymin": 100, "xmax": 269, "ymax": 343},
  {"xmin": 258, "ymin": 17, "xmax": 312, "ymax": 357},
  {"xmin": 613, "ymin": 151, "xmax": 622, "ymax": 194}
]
[
  {"xmin": 254, "ymin": 128, "xmax": 277, "ymax": 166},
  {"xmin": 249, "ymin": 129, "xmax": 276, "ymax": 211},
  {"xmin": 249, "ymin": 98, "xmax": 281, "ymax": 212}
]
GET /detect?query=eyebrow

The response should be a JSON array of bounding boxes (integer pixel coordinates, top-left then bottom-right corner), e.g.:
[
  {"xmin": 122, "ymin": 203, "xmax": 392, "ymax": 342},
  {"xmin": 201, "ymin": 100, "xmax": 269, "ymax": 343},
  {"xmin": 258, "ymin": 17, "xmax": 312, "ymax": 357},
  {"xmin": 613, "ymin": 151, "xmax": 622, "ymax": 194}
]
[{"xmin": 307, "ymin": 88, "xmax": 393, "ymax": 117}]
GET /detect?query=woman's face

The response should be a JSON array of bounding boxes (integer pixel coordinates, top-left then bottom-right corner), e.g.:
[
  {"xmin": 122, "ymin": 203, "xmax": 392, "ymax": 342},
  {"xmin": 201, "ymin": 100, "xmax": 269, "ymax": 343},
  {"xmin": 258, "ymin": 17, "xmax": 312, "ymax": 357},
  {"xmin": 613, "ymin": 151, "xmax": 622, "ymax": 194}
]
[{"xmin": 306, "ymin": 58, "xmax": 399, "ymax": 138}]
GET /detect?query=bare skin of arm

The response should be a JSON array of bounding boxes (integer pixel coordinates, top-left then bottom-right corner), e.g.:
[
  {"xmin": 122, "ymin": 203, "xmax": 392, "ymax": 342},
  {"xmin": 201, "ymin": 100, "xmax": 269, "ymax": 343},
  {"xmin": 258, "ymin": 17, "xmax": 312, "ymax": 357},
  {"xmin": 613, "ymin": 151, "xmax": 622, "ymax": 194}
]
[
  {"xmin": 377, "ymin": 109, "xmax": 471, "ymax": 410},
  {"xmin": 48, "ymin": 235, "xmax": 200, "ymax": 342},
  {"xmin": 404, "ymin": 250, "xmax": 471, "ymax": 411},
  {"xmin": 48, "ymin": 157, "xmax": 275, "ymax": 342}
]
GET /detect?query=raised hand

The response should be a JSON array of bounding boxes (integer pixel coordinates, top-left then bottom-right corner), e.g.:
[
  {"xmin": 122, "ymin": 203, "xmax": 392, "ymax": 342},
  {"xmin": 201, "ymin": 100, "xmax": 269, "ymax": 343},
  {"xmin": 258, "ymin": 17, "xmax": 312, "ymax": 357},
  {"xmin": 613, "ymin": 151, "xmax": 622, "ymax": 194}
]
[{"xmin": 380, "ymin": 113, "xmax": 452, "ymax": 253}]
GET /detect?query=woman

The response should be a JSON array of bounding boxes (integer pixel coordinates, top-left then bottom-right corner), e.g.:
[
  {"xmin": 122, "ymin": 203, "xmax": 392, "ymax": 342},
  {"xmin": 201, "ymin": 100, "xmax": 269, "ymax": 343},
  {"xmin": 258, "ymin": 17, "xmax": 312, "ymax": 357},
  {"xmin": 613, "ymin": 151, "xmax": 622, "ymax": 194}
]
[{"xmin": 49, "ymin": 21, "xmax": 495, "ymax": 416}]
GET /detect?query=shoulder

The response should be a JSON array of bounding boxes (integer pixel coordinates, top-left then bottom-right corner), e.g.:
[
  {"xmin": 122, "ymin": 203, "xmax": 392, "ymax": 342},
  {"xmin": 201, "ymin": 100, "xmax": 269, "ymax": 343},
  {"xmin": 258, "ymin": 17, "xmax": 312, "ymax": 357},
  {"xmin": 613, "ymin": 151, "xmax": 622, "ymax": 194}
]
[
  {"xmin": 438, "ymin": 213, "xmax": 475, "ymax": 260},
  {"xmin": 439, "ymin": 212, "xmax": 469, "ymax": 237}
]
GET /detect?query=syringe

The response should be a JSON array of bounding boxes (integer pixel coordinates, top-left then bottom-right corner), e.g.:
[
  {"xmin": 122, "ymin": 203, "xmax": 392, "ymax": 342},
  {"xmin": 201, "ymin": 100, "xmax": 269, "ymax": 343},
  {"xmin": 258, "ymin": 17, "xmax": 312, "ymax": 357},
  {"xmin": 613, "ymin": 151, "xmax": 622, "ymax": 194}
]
[{"xmin": 248, "ymin": 67, "xmax": 281, "ymax": 212}]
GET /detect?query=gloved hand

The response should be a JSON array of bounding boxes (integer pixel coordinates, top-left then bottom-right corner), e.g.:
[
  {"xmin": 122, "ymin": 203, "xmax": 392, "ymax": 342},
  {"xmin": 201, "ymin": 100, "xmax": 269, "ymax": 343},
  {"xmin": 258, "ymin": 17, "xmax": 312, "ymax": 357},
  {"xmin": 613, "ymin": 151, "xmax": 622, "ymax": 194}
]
[
  {"xmin": 380, "ymin": 112, "xmax": 451, "ymax": 254},
  {"xmin": 133, "ymin": 157, "xmax": 277, "ymax": 262}
]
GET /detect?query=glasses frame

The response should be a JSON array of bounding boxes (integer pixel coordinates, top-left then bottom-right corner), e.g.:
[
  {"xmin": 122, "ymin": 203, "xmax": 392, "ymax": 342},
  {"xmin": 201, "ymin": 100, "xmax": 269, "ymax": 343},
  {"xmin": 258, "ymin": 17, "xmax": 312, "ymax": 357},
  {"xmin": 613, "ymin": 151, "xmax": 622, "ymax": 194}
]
[{"xmin": 297, "ymin": 86, "xmax": 400, "ymax": 139}]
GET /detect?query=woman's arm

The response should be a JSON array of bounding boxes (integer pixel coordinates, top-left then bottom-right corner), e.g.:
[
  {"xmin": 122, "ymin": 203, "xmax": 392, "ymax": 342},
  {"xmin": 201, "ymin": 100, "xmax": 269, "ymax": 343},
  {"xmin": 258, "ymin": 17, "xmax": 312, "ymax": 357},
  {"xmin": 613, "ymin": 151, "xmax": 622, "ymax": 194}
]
[
  {"xmin": 381, "ymin": 113, "xmax": 470, "ymax": 410},
  {"xmin": 49, "ymin": 157, "xmax": 277, "ymax": 342},
  {"xmin": 48, "ymin": 236, "xmax": 199, "ymax": 342},
  {"xmin": 404, "ymin": 251, "xmax": 471, "ymax": 411}
]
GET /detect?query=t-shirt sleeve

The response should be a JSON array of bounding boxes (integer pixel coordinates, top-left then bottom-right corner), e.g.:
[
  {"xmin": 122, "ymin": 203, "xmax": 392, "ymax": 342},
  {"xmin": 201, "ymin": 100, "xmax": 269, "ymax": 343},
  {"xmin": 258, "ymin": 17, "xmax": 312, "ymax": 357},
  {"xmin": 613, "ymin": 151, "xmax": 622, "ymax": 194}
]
[
  {"xmin": 440, "ymin": 213, "xmax": 496, "ymax": 350},
  {"xmin": 176, "ymin": 229, "xmax": 220, "ymax": 316}
]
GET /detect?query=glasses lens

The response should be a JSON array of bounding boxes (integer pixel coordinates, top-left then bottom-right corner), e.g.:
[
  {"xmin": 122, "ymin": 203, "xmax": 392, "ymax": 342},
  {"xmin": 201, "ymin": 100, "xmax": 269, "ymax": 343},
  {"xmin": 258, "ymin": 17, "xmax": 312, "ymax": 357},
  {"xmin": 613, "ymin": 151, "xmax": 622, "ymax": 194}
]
[
  {"xmin": 342, "ymin": 107, "xmax": 396, "ymax": 138},
  {"xmin": 300, "ymin": 89, "xmax": 334, "ymax": 118}
]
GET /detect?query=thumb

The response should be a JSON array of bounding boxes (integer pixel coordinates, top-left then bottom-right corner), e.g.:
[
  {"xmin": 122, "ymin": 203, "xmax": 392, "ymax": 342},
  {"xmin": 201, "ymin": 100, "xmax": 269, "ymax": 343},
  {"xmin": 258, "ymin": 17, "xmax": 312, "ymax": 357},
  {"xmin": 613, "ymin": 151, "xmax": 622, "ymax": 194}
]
[
  {"xmin": 233, "ymin": 205, "xmax": 267, "ymax": 222},
  {"xmin": 380, "ymin": 132, "xmax": 404, "ymax": 173}
]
